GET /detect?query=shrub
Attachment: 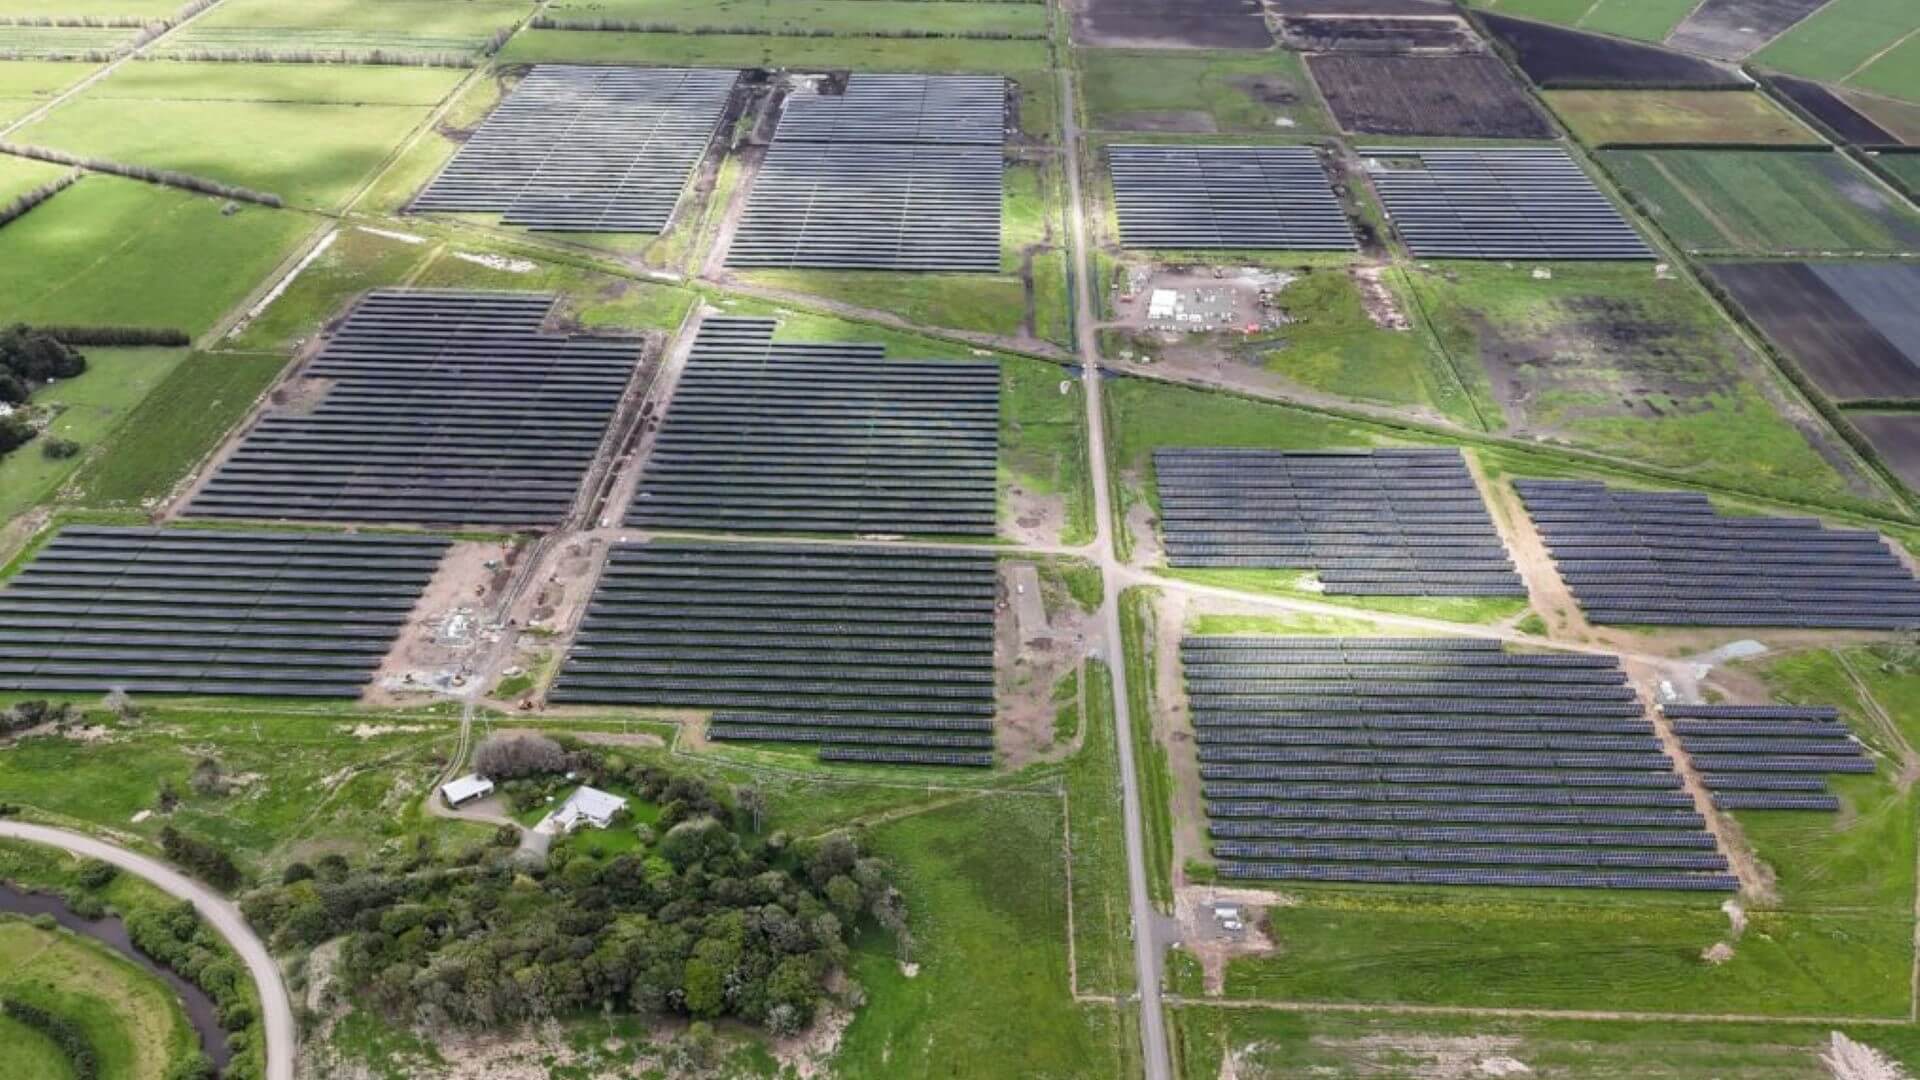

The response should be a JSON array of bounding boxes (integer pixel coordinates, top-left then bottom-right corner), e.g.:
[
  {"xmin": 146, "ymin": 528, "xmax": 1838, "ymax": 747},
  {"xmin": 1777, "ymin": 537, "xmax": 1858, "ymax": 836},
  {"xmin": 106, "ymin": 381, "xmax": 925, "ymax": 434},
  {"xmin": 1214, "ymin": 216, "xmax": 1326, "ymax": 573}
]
[
  {"xmin": 76, "ymin": 859, "xmax": 118, "ymax": 890},
  {"xmin": 0, "ymin": 171, "xmax": 75, "ymax": 229},
  {"xmin": 1, "ymin": 1000, "xmax": 98, "ymax": 1079},
  {"xmin": 41, "ymin": 437, "xmax": 79, "ymax": 460},
  {"xmin": 473, "ymin": 733, "xmax": 567, "ymax": 779},
  {"xmin": 159, "ymin": 826, "xmax": 242, "ymax": 891},
  {"xmin": 0, "ymin": 413, "xmax": 33, "ymax": 453},
  {"xmin": 280, "ymin": 862, "xmax": 314, "ymax": 885},
  {"xmin": 35, "ymin": 325, "xmax": 190, "ymax": 347}
]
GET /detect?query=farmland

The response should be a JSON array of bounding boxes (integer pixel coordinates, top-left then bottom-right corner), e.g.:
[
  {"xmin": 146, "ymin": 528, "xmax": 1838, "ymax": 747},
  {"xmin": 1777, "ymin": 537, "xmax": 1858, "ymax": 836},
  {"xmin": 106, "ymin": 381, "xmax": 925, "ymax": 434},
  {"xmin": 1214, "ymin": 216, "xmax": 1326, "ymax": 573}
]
[
  {"xmin": 166, "ymin": 0, "xmax": 535, "ymax": 58},
  {"xmin": 540, "ymin": 0, "xmax": 1047, "ymax": 37},
  {"xmin": 1603, "ymin": 148, "xmax": 1920, "ymax": 253},
  {"xmin": 1708, "ymin": 261, "xmax": 1920, "ymax": 401},
  {"xmin": 1076, "ymin": 48, "xmax": 1331, "ymax": 134},
  {"xmin": 1478, "ymin": 12, "xmax": 1743, "ymax": 88},
  {"xmin": 1549, "ymin": 89, "xmax": 1821, "ymax": 145},
  {"xmin": 0, "ymin": 61, "xmax": 93, "ymax": 126},
  {"xmin": 1467, "ymin": 0, "xmax": 1700, "ymax": 42},
  {"xmin": 0, "ymin": 346, "xmax": 187, "ymax": 523},
  {"xmin": 500, "ymin": 28, "xmax": 1048, "ymax": 72},
  {"xmin": 1310, "ymin": 54, "xmax": 1553, "ymax": 139},
  {"xmin": 1755, "ymin": 0, "xmax": 1920, "ymax": 101}
]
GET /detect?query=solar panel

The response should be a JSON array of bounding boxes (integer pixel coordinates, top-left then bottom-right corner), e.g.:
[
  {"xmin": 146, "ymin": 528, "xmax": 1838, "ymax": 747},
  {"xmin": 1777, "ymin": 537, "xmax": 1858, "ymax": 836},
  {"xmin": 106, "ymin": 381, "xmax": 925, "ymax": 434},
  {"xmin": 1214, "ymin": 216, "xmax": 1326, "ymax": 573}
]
[
  {"xmin": 629, "ymin": 317, "xmax": 998, "ymax": 535},
  {"xmin": 0, "ymin": 526, "xmax": 447, "ymax": 697},
  {"xmin": 186, "ymin": 291, "xmax": 643, "ymax": 527},
  {"xmin": 413, "ymin": 65, "xmax": 738, "ymax": 232},
  {"xmin": 1107, "ymin": 144, "xmax": 1357, "ymax": 251},
  {"xmin": 727, "ymin": 74, "xmax": 1005, "ymax": 272},
  {"xmin": 550, "ymin": 540, "xmax": 997, "ymax": 767},
  {"xmin": 1360, "ymin": 147, "xmax": 1652, "ymax": 260},
  {"xmin": 1155, "ymin": 449, "xmax": 1523, "ymax": 595},
  {"xmin": 1517, "ymin": 479, "xmax": 1920, "ymax": 629}
]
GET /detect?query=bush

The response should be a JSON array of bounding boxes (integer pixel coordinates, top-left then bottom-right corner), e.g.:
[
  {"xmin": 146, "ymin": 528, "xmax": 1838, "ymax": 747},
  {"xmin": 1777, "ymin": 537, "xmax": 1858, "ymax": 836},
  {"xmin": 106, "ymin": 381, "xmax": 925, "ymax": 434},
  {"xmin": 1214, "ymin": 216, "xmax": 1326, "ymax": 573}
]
[
  {"xmin": 0, "ymin": 324, "xmax": 86, "ymax": 382},
  {"xmin": 159, "ymin": 826, "xmax": 242, "ymax": 892},
  {"xmin": 35, "ymin": 325, "xmax": 190, "ymax": 347},
  {"xmin": 473, "ymin": 733, "xmax": 567, "ymax": 780},
  {"xmin": 40, "ymin": 437, "xmax": 79, "ymax": 460},
  {"xmin": 76, "ymin": 859, "xmax": 117, "ymax": 890},
  {"xmin": 1, "ymin": 1000, "xmax": 98, "ymax": 1079},
  {"xmin": 280, "ymin": 862, "xmax": 314, "ymax": 885},
  {"xmin": 0, "ymin": 413, "xmax": 32, "ymax": 453}
]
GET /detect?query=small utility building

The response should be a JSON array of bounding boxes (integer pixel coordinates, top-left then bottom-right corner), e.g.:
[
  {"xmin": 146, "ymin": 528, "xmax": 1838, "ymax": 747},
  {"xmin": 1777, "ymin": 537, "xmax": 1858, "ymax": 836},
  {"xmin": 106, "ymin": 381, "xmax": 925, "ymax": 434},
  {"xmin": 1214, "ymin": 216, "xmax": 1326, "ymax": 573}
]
[{"xmin": 440, "ymin": 774, "xmax": 494, "ymax": 808}]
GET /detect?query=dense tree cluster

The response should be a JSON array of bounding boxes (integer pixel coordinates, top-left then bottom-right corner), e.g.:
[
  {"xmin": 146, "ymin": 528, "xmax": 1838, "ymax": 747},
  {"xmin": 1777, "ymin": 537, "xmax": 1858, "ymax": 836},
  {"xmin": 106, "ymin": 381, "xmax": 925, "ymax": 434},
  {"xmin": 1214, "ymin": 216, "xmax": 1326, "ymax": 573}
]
[
  {"xmin": 242, "ymin": 752, "xmax": 905, "ymax": 1036},
  {"xmin": 159, "ymin": 826, "xmax": 243, "ymax": 893},
  {"xmin": 1, "ymin": 999, "xmax": 98, "ymax": 1079},
  {"xmin": 472, "ymin": 732, "xmax": 568, "ymax": 780},
  {"xmin": 0, "ymin": 324, "xmax": 86, "ymax": 405},
  {"xmin": 125, "ymin": 900, "xmax": 258, "ymax": 1080}
]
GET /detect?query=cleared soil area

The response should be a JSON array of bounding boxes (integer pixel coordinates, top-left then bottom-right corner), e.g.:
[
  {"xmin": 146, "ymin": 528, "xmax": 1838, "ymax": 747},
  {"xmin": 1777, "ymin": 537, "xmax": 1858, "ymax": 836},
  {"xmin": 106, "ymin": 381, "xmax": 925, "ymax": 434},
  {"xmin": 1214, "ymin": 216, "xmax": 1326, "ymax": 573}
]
[
  {"xmin": 1268, "ymin": 0, "xmax": 1451, "ymax": 11},
  {"xmin": 1549, "ymin": 88, "xmax": 1820, "ymax": 145},
  {"xmin": 1481, "ymin": 12, "xmax": 1744, "ymax": 88},
  {"xmin": 1774, "ymin": 75, "xmax": 1899, "ymax": 144},
  {"xmin": 1853, "ymin": 413, "xmax": 1920, "ymax": 492},
  {"xmin": 1070, "ymin": 0, "xmax": 1272, "ymax": 49},
  {"xmin": 1709, "ymin": 261, "xmax": 1920, "ymax": 401},
  {"xmin": 1667, "ymin": 0, "xmax": 1832, "ymax": 61},
  {"xmin": 1844, "ymin": 90, "xmax": 1920, "ymax": 144},
  {"xmin": 1310, "ymin": 53, "xmax": 1553, "ymax": 137},
  {"xmin": 1280, "ymin": 14, "xmax": 1480, "ymax": 52}
]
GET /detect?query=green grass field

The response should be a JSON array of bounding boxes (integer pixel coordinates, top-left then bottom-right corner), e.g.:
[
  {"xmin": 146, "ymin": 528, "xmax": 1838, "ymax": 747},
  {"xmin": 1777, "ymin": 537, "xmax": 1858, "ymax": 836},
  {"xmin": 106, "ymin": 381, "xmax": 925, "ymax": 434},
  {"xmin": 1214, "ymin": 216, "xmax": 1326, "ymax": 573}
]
[
  {"xmin": 0, "ymin": 918, "xmax": 200, "ymax": 1080},
  {"xmin": 1853, "ymin": 31, "xmax": 1920, "ymax": 102},
  {"xmin": 1875, "ymin": 151, "xmax": 1920, "ymax": 197},
  {"xmin": 1755, "ymin": 0, "xmax": 1920, "ymax": 100},
  {"xmin": 225, "ymin": 227, "xmax": 433, "ymax": 352},
  {"xmin": 169, "ymin": 0, "xmax": 533, "ymax": 56},
  {"xmin": 500, "ymin": 27, "xmax": 1047, "ymax": 71},
  {"xmin": 0, "ymin": 0, "xmax": 179, "ymax": 15},
  {"xmin": 1076, "ymin": 48, "xmax": 1330, "ymax": 135},
  {"xmin": 0, "ymin": 347, "xmax": 188, "ymax": 523},
  {"xmin": 0, "ymin": 174, "xmax": 315, "ymax": 333},
  {"xmin": 0, "ymin": 25, "xmax": 131, "ymax": 57},
  {"xmin": 1001, "ymin": 357, "xmax": 1094, "ymax": 545},
  {"xmin": 1604, "ymin": 148, "xmax": 1920, "ymax": 253},
  {"xmin": 0, "ymin": 1012, "xmax": 73, "ymax": 1080},
  {"xmin": 0, "ymin": 151, "xmax": 66, "ymax": 203},
  {"xmin": 15, "ymin": 62, "xmax": 463, "ymax": 210},
  {"xmin": 1468, "ymin": 0, "xmax": 1699, "ymax": 41},
  {"xmin": 1549, "ymin": 90, "xmax": 1822, "ymax": 146},
  {"xmin": 61, "ymin": 350, "xmax": 289, "ymax": 510},
  {"xmin": 0, "ymin": 60, "xmax": 95, "ymax": 126},
  {"xmin": 540, "ymin": 0, "xmax": 1046, "ymax": 36}
]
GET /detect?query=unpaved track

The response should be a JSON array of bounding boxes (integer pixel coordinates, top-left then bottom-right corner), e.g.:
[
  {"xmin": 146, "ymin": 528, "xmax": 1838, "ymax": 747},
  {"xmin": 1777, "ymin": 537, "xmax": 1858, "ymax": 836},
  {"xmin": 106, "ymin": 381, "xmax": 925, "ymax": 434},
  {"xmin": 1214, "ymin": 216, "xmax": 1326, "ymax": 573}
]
[
  {"xmin": 0, "ymin": 822, "xmax": 297, "ymax": 1080},
  {"xmin": 1058, "ymin": 66, "xmax": 1173, "ymax": 1080}
]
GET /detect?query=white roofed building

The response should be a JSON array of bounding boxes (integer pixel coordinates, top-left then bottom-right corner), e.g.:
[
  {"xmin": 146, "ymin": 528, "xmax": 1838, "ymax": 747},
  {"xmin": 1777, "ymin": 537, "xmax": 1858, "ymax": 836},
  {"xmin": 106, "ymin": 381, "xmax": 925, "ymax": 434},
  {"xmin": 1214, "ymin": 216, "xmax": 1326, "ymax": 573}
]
[
  {"xmin": 538, "ymin": 785, "xmax": 628, "ymax": 834},
  {"xmin": 440, "ymin": 774, "xmax": 495, "ymax": 808}
]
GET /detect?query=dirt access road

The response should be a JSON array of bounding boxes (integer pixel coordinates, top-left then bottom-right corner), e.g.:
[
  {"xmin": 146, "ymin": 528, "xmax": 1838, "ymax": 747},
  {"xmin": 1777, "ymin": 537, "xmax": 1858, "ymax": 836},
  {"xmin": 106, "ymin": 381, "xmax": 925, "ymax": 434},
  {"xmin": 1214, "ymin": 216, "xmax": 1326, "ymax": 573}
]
[{"xmin": 0, "ymin": 822, "xmax": 297, "ymax": 1080}]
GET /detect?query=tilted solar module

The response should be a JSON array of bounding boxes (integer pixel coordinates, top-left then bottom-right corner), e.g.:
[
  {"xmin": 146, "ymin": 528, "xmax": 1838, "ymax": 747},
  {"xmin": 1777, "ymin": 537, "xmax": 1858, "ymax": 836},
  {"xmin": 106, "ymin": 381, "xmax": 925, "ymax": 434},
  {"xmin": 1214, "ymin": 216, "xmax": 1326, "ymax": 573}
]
[
  {"xmin": 1184, "ymin": 634, "xmax": 1733, "ymax": 891},
  {"xmin": 629, "ymin": 317, "xmax": 998, "ymax": 535},
  {"xmin": 727, "ymin": 74, "xmax": 1006, "ymax": 272},
  {"xmin": 0, "ymin": 526, "xmax": 447, "ymax": 696},
  {"xmin": 1154, "ymin": 449, "xmax": 1524, "ymax": 596},
  {"xmin": 186, "ymin": 290, "xmax": 643, "ymax": 527},
  {"xmin": 413, "ymin": 65, "xmax": 738, "ymax": 232},
  {"xmin": 1107, "ymin": 144, "xmax": 1357, "ymax": 251},
  {"xmin": 1361, "ymin": 146, "xmax": 1652, "ymax": 260},
  {"xmin": 550, "ymin": 540, "xmax": 998, "ymax": 767},
  {"xmin": 1518, "ymin": 478, "xmax": 1920, "ymax": 629}
]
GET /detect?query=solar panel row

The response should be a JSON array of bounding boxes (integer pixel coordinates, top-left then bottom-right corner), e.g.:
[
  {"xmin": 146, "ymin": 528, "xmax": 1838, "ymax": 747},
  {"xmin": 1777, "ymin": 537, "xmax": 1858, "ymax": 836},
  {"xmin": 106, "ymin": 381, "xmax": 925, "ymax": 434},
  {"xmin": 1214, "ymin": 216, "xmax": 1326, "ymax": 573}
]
[
  {"xmin": 188, "ymin": 291, "xmax": 643, "ymax": 527},
  {"xmin": 728, "ymin": 74, "xmax": 1006, "ymax": 272},
  {"xmin": 1518, "ymin": 479, "xmax": 1920, "ymax": 629},
  {"xmin": 550, "ymin": 541, "xmax": 997, "ymax": 766},
  {"xmin": 1188, "ymin": 635, "xmax": 1733, "ymax": 891},
  {"xmin": 1664, "ymin": 699, "xmax": 1872, "ymax": 812},
  {"xmin": 1155, "ymin": 449, "xmax": 1525, "ymax": 596},
  {"xmin": 0, "ymin": 526, "xmax": 447, "ymax": 697},
  {"xmin": 1107, "ymin": 145, "xmax": 1357, "ymax": 251},
  {"xmin": 413, "ymin": 65, "xmax": 738, "ymax": 232},
  {"xmin": 1361, "ymin": 147, "xmax": 1650, "ymax": 260},
  {"xmin": 629, "ymin": 317, "xmax": 998, "ymax": 536}
]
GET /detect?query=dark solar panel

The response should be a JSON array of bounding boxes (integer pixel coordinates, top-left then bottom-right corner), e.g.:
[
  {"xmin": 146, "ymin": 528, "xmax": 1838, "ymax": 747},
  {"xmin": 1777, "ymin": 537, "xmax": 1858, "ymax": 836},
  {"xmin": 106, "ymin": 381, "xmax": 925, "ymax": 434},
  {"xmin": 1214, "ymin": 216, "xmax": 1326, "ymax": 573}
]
[
  {"xmin": 0, "ymin": 526, "xmax": 447, "ymax": 697},
  {"xmin": 1361, "ymin": 146, "xmax": 1652, "ymax": 260},
  {"xmin": 629, "ymin": 317, "xmax": 998, "ymax": 535},
  {"xmin": 413, "ymin": 65, "xmax": 738, "ymax": 232},
  {"xmin": 186, "ymin": 290, "xmax": 642, "ymax": 527},
  {"xmin": 1107, "ymin": 144, "xmax": 1357, "ymax": 251}
]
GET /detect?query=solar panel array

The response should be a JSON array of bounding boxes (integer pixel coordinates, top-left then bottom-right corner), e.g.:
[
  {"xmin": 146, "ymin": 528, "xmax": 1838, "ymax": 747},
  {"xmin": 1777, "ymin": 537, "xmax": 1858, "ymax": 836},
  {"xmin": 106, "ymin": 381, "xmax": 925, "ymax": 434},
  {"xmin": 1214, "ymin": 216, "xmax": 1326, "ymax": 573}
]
[
  {"xmin": 1517, "ymin": 479, "xmax": 1920, "ymax": 629},
  {"xmin": 1667, "ymin": 704, "xmax": 1871, "ymax": 812},
  {"xmin": 1107, "ymin": 145, "xmax": 1356, "ymax": 251},
  {"xmin": 1154, "ymin": 449, "xmax": 1525, "ymax": 597},
  {"xmin": 727, "ymin": 74, "xmax": 1005, "ymax": 271},
  {"xmin": 413, "ymin": 65, "xmax": 738, "ymax": 232},
  {"xmin": 1189, "ymin": 637, "xmax": 1734, "ymax": 891},
  {"xmin": 1361, "ymin": 147, "xmax": 1653, "ymax": 259},
  {"xmin": 0, "ymin": 526, "xmax": 447, "ymax": 697},
  {"xmin": 549, "ymin": 541, "xmax": 996, "ymax": 766},
  {"xmin": 188, "ymin": 291, "xmax": 643, "ymax": 527},
  {"xmin": 630, "ymin": 317, "xmax": 998, "ymax": 536}
]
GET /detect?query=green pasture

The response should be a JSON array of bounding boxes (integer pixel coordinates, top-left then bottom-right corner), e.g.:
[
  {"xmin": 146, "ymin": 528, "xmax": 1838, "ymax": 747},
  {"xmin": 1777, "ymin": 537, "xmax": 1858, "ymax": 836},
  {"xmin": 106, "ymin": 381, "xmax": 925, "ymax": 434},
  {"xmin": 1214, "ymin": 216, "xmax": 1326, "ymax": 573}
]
[
  {"xmin": 0, "ymin": 1012, "xmax": 72, "ymax": 1080},
  {"xmin": 1076, "ymin": 48, "xmax": 1330, "ymax": 135},
  {"xmin": 1469, "ymin": 0, "xmax": 1699, "ymax": 41},
  {"xmin": 169, "ymin": 0, "xmax": 533, "ymax": 56},
  {"xmin": 1875, "ymin": 151, "xmax": 1920, "ymax": 197},
  {"xmin": 0, "ymin": 347, "xmax": 188, "ymax": 523},
  {"xmin": 1549, "ymin": 89, "xmax": 1822, "ymax": 146},
  {"xmin": 0, "ymin": 60, "xmax": 94, "ymax": 126},
  {"xmin": 89, "ymin": 59, "xmax": 464, "ymax": 105},
  {"xmin": 0, "ymin": 0, "xmax": 179, "ymax": 15},
  {"xmin": 1756, "ymin": 0, "xmax": 1920, "ymax": 100},
  {"xmin": 1604, "ymin": 149, "xmax": 1920, "ymax": 253},
  {"xmin": 0, "ymin": 151, "xmax": 64, "ymax": 202},
  {"xmin": 0, "ymin": 173, "xmax": 314, "ymax": 332},
  {"xmin": 0, "ymin": 25, "xmax": 131, "ymax": 57},
  {"xmin": 540, "ymin": 0, "xmax": 1046, "ymax": 37},
  {"xmin": 0, "ymin": 918, "xmax": 199, "ymax": 1080},
  {"xmin": 15, "ymin": 63, "xmax": 460, "ymax": 209},
  {"xmin": 60, "ymin": 350, "xmax": 289, "ymax": 511},
  {"xmin": 225, "ymin": 226, "xmax": 432, "ymax": 352},
  {"xmin": 500, "ymin": 27, "xmax": 1047, "ymax": 71}
]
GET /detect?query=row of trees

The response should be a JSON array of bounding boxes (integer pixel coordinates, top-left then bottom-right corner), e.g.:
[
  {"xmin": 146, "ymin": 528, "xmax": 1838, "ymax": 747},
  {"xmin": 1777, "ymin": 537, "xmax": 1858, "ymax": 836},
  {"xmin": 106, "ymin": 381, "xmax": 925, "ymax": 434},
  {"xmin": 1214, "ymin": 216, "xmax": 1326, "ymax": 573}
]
[
  {"xmin": 1, "ymin": 999, "xmax": 99, "ymax": 1079},
  {"xmin": 242, "ymin": 744, "xmax": 907, "ymax": 1037}
]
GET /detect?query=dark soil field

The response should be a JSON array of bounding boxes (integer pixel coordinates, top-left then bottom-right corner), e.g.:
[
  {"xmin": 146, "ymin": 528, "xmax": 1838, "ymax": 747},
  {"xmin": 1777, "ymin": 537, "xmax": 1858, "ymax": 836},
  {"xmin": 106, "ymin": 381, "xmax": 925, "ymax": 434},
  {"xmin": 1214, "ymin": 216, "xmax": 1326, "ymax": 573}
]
[
  {"xmin": 1668, "ymin": 0, "xmax": 1832, "ymax": 61},
  {"xmin": 1773, "ymin": 75, "xmax": 1899, "ymax": 144},
  {"xmin": 1309, "ymin": 54, "xmax": 1553, "ymax": 138},
  {"xmin": 1709, "ymin": 261, "xmax": 1920, "ymax": 401},
  {"xmin": 1270, "ymin": 0, "xmax": 1451, "ymax": 12},
  {"xmin": 1479, "ymin": 12, "xmax": 1744, "ymax": 88},
  {"xmin": 1072, "ymin": 0, "xmax": 1272, "ymax": 48},
  {"xmin": 1281, "ymin": 15, "xmax": 1479, "ymax": 53},
  {"xmin": 1852, "ymin": 413, "xmax": 1920, "ymax": 491}
]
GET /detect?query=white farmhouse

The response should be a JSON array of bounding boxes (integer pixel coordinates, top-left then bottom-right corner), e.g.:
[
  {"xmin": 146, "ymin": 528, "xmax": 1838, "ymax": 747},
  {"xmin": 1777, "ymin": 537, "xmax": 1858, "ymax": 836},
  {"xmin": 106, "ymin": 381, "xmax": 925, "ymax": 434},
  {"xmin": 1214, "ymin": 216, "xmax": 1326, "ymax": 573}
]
[{"xmin": 538, "ymin": 785, "xmax": 628, "ymax": 834}]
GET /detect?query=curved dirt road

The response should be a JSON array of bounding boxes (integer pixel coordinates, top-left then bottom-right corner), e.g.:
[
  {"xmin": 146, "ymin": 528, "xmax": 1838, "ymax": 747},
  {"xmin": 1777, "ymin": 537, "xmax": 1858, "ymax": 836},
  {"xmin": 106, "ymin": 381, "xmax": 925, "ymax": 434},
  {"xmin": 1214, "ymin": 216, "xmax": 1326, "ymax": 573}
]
[{"xmin": 0, "ymin": 822, "xmax": 296, "ymax": 1080}]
